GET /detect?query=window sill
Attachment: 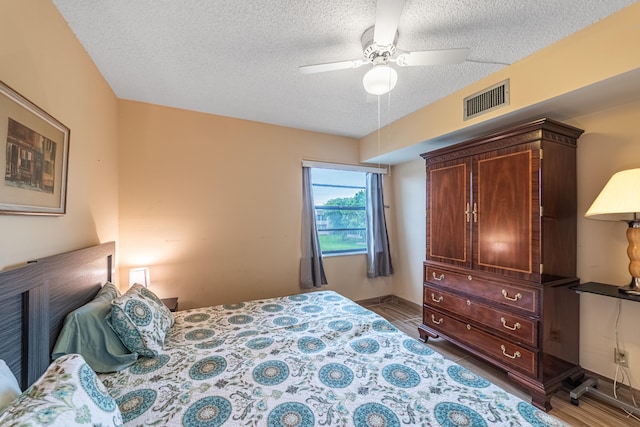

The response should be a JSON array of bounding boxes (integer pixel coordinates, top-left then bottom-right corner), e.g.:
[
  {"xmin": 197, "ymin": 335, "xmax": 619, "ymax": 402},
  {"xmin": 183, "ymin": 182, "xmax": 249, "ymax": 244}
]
[{"xmin": 323, "ymin": 251, "xmax": 366, "ymax": 258}]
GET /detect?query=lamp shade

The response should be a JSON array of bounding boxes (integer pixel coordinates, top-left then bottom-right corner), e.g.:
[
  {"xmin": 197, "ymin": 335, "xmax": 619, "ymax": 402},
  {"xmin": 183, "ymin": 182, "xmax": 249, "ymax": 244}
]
[
  {"xmin": 363, "ymin": 64, "xmax": 398, "ymax": 95},
  {"xmin": 129, "ymin": 267, "xmax": 150, "ymax": 287},
  {"xmin": 585, "ymin": 168, "xmax": 640, "ymax": 221}
]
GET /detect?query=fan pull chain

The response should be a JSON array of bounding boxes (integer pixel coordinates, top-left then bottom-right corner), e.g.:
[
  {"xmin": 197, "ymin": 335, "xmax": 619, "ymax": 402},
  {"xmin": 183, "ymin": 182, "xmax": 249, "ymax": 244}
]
[
  {"xmin": 377, "ymin": 92, "xmax": 381, "ymax": 172},
  {"xmin": 386, "ymin": 82, "xmax": 392, "ymax": 176}
]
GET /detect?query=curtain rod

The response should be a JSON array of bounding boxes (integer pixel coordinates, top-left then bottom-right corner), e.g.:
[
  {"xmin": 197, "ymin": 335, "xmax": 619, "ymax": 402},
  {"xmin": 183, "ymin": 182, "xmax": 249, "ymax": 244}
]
[{"xmin": 302, "ymin": 160, "xmax": 387, "ymax": 175}]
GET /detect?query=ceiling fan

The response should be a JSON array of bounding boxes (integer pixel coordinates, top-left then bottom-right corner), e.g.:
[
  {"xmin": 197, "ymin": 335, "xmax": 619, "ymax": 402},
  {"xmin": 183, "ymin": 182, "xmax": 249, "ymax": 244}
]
[{"xmin": 298, "ymin": 0, "xmax": 469, "ymax": 96}]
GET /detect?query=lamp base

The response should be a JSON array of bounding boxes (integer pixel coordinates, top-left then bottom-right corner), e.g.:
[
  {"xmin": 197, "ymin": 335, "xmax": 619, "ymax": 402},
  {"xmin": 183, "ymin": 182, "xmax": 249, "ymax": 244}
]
[
  {"xmin": 621, "ymin": 223, "xmax": 640, "ymax": 295},
  {"xmin": 618, "ymin": 277, "xmax": 640, "ymax": 295}
]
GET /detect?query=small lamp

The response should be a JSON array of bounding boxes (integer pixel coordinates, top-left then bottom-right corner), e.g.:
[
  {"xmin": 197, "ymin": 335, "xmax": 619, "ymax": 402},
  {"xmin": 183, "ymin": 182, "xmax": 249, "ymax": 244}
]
[
  {"xmin": 129, "ymin": 267, "xmax": 150, "ymax": 287},
  {"xmin": 363, "ymin": 64, "xmax": 397, "ymax": 96},
  {"xmin": 585, "ymin": 168, "xmax": 640, "ymax": 294}
]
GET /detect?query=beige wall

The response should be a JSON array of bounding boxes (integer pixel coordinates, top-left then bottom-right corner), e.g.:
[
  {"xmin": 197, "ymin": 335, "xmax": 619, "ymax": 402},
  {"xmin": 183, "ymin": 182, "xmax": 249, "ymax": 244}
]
[
  {"xmin": 117, "ymin": 100, "xmax": 393, "ymax": 308},
  {"xmin": 574, "ymin": 99, "xmax": 640, "ymax": 382},
  {"xmin": 388, "ymin": 158, "xmax": 425, "ymax": 304},
  {"xmin": 0, "ymin": 1, "xmax": 394, "ymax": 311},
  {"xmin": 0, "ymin": 1, "xmax": 119, "ymax": 270}
]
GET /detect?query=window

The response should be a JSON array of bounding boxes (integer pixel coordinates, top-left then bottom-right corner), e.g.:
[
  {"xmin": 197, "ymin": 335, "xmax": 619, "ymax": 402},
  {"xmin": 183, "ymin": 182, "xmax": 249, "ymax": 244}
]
[{"xmin": 310, "ymin": 168, "xmax": 366, "ymax": 255}]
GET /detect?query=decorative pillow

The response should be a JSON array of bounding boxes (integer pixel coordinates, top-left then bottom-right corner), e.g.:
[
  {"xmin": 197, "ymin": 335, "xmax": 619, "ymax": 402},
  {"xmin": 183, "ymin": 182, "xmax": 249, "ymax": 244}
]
[
  {"xmin": 108, "ymin": 284, "xmax": 174, "ymax": 357},
  {"xmin": 0, "ymin": 354, "xmax": 122, "ymax": 426},
  {"xmin": 0, "ymin": 360, "xmax": 21, "ymax": 412},
  {"xmin": 96, "ymin": 281, "xmax": 122, "ymax": 299},
  {"xmin": 52, "ymin": 282, "xmax": 138, "ymax": 373}
]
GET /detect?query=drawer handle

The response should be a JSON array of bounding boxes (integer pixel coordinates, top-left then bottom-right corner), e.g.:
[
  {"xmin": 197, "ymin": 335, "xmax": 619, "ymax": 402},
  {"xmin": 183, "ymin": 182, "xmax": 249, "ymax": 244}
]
[
  {"xmin": 432, "ymin": 272, "xmax": 445, "ymax": 281},
  {"xmin": 500, "ymin": 345, "xmax": 521, "ymax": 359},
  {"xmin": 431, "ymin": 314, "xmax": 443, "ymax": 325},
  {"xmin": 500, "ymin": 317, "xmax": 521, "ymax": 331},
  {"xmin": 431, "ymin": 293, "xmax": 443, "ymax": 303},
  {"xmin": 501, "ymin": 289, "xmax": 522, "ymax": 301}
]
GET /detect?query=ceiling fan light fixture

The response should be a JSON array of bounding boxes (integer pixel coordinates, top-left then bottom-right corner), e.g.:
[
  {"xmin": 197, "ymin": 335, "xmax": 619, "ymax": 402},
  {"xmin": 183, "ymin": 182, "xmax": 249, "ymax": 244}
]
[{"xmin": 363, "ymin": 64, "xmax": 398, "ymax": 95}]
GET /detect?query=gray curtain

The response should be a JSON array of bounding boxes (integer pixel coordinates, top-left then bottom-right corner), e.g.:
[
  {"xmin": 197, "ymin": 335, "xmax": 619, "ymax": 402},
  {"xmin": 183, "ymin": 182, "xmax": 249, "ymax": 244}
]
[
  {"xmin": 300, "ymin": 167, "xmax": 327, "ymax": 288},
  {"xmin": 366, "ymin": 173, "xmax": 393, "ymax": 278}
]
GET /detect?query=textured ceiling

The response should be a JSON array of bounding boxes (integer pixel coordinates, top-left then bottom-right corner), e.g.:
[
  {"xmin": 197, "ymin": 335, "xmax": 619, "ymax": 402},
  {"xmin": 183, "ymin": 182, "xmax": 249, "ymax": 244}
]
[{"xmin": 52, "ymin": 0, "xmax": 636, "ymax": 138}]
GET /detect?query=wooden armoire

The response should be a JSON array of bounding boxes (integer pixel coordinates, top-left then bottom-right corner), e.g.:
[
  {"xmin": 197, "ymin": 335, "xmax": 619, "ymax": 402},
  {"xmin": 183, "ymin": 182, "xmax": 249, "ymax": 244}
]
[{"xmin": 419, "ymin": 118, "xmax": 584, "ymax": 411}]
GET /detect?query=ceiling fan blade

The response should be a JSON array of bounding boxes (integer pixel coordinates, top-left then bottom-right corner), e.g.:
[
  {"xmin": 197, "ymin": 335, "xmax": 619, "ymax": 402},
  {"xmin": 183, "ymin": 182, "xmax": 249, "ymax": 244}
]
[
  {"xmin": 298, "ymin": 59, "xmax": 366, "ymax": 74},
  {"xmin": 395, "ymin": 48, "xmax": 470, "ymax": 66},
  {"xmin": 373, "ymin": 0, "xmax": 406, "ymax": 47}
]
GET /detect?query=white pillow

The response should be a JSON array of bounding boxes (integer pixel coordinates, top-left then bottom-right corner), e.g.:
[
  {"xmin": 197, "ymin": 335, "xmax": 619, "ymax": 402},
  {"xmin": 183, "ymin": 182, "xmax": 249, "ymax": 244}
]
[
  {"xmin": 0, "ymin": 360, "xmax": 21, "ymax": 412},
  {"xmin": 0, "ymin": 354, "xmax": 122, "ymax": 426}
]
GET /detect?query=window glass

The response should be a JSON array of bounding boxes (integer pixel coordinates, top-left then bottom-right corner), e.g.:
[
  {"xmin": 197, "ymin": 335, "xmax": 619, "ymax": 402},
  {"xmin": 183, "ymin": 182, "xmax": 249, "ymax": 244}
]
[{"xmin": 311, "ymin": 168, "xmax": 366, "ymax": 255}]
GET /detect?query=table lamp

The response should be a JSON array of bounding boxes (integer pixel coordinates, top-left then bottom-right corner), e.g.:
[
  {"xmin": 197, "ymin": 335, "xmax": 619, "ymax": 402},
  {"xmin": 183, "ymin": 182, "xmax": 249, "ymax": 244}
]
[
  {"xmin": 129, "ymin": 267, "xmax": 150, "ymax": 287},
  {"xmin": 585, "ymin": 168, "xmax": 640, "ymax": 295}
]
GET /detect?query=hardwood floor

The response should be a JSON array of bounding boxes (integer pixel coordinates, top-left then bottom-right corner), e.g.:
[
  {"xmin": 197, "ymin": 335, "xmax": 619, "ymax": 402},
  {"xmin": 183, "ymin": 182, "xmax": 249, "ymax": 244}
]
[{"xmin": 359, "ymin": 296, "xmax": 640, "ymax": 427}]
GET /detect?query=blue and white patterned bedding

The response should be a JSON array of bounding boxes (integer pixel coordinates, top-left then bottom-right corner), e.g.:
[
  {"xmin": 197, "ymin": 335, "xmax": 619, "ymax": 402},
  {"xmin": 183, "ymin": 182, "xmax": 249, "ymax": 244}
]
[{"xmin": 99, "ymin": 290, "xmax": 565, "ymax": 426}]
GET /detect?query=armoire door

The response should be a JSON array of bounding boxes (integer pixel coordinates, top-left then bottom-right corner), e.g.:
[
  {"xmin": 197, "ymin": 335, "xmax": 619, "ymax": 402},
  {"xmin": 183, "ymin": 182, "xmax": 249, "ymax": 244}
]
[
  {"xmin": 426, "ymin": 158, "xmax": 472, "ymax": 269},
  {"xmin": 473, "ymin": 146, "xmax": 541, "ymax": 280}
]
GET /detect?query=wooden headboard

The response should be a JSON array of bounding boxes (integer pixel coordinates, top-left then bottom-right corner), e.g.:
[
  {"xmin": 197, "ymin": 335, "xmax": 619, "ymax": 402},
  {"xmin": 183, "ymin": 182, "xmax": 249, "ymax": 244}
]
[{"xmin": 0, "ymin": 241, "xmax": 114, "ymax": 390}]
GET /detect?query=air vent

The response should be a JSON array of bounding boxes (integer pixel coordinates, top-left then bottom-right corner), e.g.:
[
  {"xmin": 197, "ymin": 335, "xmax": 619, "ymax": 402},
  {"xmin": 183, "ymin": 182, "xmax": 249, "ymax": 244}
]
[{"xmin": 463, "ymin": 79, "xmax": 510, "ymax": 120}]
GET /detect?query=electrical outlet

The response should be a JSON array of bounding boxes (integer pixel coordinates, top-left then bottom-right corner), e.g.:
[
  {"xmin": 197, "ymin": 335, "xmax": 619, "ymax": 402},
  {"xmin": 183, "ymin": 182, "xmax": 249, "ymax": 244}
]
[{"xmin": 614, "ymin": 348, "xmax": 629, "ymax": 367}]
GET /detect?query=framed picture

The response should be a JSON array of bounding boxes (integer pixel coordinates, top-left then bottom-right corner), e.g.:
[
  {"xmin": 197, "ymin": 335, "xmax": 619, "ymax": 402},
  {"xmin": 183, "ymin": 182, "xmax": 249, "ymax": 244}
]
[{"xmin": 0, "ymin": 81, "xmax": 70, "ymax": 215}]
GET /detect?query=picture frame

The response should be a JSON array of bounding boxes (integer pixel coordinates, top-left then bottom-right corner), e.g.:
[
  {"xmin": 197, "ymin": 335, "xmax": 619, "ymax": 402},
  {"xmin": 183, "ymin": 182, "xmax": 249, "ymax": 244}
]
[{"xmin": 0, "ymin": 80, "xmax": 70, "ymax": 215}]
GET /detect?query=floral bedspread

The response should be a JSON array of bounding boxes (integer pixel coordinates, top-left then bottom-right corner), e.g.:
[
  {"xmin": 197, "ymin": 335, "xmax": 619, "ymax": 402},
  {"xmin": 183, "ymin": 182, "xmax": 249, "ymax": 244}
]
[{"xmin": 99, "ymin": 290, "xmax": 565, "ymax": 426}]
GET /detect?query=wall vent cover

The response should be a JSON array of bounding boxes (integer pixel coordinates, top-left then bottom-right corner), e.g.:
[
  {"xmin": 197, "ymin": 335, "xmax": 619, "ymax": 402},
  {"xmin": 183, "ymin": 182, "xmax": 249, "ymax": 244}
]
[{"xmin": 464, "ymin": 79, "xmax": 510, "ymax": 120}]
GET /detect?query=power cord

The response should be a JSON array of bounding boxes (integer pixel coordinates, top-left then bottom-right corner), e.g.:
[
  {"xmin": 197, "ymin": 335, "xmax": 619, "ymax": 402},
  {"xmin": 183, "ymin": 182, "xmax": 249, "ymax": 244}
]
[{"xmin": 613, "ymin": 299, "xmax": 639, "ymax": 421}]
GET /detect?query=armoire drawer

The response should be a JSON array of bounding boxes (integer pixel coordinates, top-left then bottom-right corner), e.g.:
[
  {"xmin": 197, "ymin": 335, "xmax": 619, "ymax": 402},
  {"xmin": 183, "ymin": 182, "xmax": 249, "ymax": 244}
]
[
  {"xmin": 425, "ymin": 265, "xmax": 539, "ymax": 314},
  {"xmin": 424, "ymin": 284, "xmax": 538, "ymax": 346},
  {"xmin": 423, "ymin": 307, "xmax": 537, "ymax": 377}
]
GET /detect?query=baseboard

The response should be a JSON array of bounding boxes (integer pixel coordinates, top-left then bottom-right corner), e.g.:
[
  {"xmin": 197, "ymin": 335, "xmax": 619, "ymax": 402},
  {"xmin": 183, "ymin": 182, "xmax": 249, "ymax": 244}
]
[
  {"xmin": 393, "ymin": 295, "xmax": 422, "ymax": 311},
  {"xmin": 356, "ymin": 294, "xmax": 422, "ymax": 312},
  {"xmin": 355, "ymin": 294, "xmax": 395, "ymax": 305}
]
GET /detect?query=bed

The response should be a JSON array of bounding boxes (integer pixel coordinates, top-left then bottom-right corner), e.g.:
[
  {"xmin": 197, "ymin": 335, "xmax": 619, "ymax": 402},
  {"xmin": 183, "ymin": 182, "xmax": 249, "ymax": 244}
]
[{"xmin": 0, "ymin": 242, "xmax": 566, "ymax": 426}]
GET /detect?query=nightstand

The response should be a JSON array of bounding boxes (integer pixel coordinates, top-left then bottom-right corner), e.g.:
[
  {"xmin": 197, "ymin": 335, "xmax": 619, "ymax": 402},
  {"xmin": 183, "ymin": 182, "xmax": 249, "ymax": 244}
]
[{"xmin": 161, "ymin": 297, "xmax": 179, "ymax": 312}]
